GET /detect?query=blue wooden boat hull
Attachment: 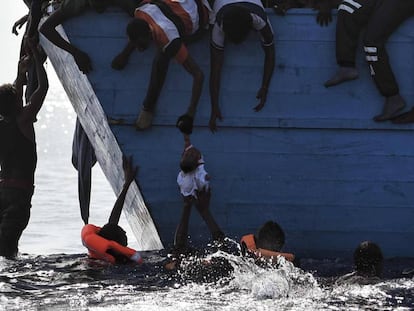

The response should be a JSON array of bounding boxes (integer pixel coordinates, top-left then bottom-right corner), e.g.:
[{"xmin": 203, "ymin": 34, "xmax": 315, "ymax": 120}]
[{"xmin": 41, "ymin": 8, "xmax": 414, "ymax": 258}]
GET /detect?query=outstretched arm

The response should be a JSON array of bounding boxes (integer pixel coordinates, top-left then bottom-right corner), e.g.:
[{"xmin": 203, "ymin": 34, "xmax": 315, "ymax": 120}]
[
  {"xmin": 12, "ymin": 14, "xmax": 28, "ymax": 36},
  {"xmin": 13, "ymin": 55, "xmax": 29, "ymax": 110},
  {"xmin": 111, "ymin": 42, "xmax": 136, "ymax": 70},
  {"xmin": 209, "ymin": 46, "xmax": 224, "ymax": 132},
  {"xmin": 255, "ymin": 42, "xmax": 275, "ymax": 112},
  {"xmin": 181, "ymin": 54, "xmax": 204, "ymax": 118},
  {"xmin": 23, "ymin": 37, "xmax": 49, "ymax": 121},
  {"xmin": 108, "ymin": 155, "xmax": 138, "ymax": 225},
  {"xmin": 39, "ymin": 9, "xmax": 92, "ymax": 74}
]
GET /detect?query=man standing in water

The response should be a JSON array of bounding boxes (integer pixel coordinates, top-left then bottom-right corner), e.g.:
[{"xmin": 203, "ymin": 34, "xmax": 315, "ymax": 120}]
[{"xmin": 0, "ymin": 37, "xmax": 48, "ymax": 258}]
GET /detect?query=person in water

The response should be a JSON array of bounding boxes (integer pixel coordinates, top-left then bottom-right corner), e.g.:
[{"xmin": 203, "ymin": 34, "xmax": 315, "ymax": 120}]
[
  {"xmin": 111, "ymin": 0, "xmax": 211, "ymax": 130},
  {"xmin": 240, "ymin": 220, "xmax": 295, "ymax": 265},
  {"xmin": 325, "ymin": 0, "xmax": 414, "ymax": 122},
  {"xmin": 336, "ymin": 240, "xmax": 383, "ymax": 285},
  {"xmin": 174, "ymin": 134, "xmax": 225, "ymax": 254},
  {"xmin": 0, "ymin": 37, "xmax": 48, "ymax": 258},
  {"xmin": 81, "ymin": 155, "xmax": 143, "ymax": 265},
  {"xmin": 208, "ymin": 0, "xmax": 275, "ymax": 132},
  {"xmin": 39, "ymin": 0, "xmax": 139, "ymax": 74}
]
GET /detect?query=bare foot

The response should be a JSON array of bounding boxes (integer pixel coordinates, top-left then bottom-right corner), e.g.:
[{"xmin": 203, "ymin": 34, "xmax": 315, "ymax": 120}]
[
  {"xmin": 324, "ymin": 67, "xmax": 359, "ymax": 87},
  {"xmin": 374, "ymin": 94, "xmax": 406, "ymax": 122},
  {"xmin": 391, "ymin": 107, "xmax": 414, "ymax": 124}
]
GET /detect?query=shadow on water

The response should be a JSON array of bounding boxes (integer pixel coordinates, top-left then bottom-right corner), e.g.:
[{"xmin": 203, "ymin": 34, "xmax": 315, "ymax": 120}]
[{"xmin": 0, "ymin": 240, "xmax": 413, "ymax": 310}]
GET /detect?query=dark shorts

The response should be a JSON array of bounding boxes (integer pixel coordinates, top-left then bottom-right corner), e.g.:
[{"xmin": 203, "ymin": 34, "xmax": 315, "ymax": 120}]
[{"xmin": 0, "ymin": 187, "xmax": 33, "ymax": 258}]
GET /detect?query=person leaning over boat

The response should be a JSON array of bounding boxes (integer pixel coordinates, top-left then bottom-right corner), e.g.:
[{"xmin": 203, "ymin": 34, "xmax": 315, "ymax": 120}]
[
  {"xmin": 324, "ymin": 0, "xmax": 414, "ymax": 122},
  {"xmin": 208, "ymin": 0, "xmax": 275, "ymax": 132},
  {"xmin": 240, "ymin": 220, "xmax": 296, "ymax": 266},
  {"xmin": 0, "ymin": 37, "xmax": 48, "ymax": 259},
  {"xmin": 112, "ymin": 0, "xmax": 211, "ymax": 131},
  {"xmin": 81, "ymin": 155, "xmax": 143, "ymax": 265},
  {"xmin": 39, "ymin": 0, "xmax": 140, "ymax": 74},
  {"xmin": 174, "ymin": 133, "xmax": 225, "ymax": 254},
  {"xmin": 335, "ymin": 241, "xmax": 383, "ymax": 285}
]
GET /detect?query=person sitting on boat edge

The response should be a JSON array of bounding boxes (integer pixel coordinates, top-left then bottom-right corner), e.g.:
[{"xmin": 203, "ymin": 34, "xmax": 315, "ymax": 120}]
[
  {"xmin": 39, "ymin": 0, "xmax": 140, "ymax": 74},
  {"xmin": 208, "ymin": 0, "xmax": 275, "ymax": 132},
  {"xmin": 0, "ymin": 36, "xmax": 49, "ymax": 259},
  {"xmin": 81, "ymin": 155, "xmax": 143, "ymax": 265},
  {"xmin": 174, "ymin": 133, "xmax": 225, "ymax": 255},
  {"xmin": 324, "ymin": 0, "xmax": 414, "ymax": 122},
  {"xmin": 111, "ymin": 0, "xmax": 212, "ymax": 131},
  {"xmin": 335, "ymin": 241, "xmax": 383, "ymax": 285},
  {"xmin": 240, "ymin": 220, "xmax": 296, "ymax": 266}
]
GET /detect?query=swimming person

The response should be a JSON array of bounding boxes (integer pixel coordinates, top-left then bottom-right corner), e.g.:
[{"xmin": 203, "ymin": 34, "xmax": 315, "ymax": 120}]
[
  {"xmin": 174, "ymin": 134, "xmax": 225, "ymax": 254},
  {"xmin": 81, "ymin": 155, "xmax": 143, "ymax": 265},
  {"xmin": 240, "ymin": 220, "xmax": 295, "ymax": 264},
  {"xmin": 336, "ymin": 240, "xmax": 383, "ymax": 285},
  {"xmin": 0, "ymin": 37, "xmax": 48, "ymax": 258}
]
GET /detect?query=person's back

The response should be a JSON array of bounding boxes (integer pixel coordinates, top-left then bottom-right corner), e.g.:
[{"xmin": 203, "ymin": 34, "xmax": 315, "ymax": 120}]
[{"xmin": 0, "ymin": 107, "xmax": 37, "ymax": 185}]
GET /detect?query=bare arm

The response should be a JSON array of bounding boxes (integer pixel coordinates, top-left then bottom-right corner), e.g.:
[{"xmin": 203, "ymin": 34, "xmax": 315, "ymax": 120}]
[
  {"xmin": 108, "ymin": 156, "xmax": 138, "ymax": 225},
  {"xmin": 209, "ymin": 46, "xmax": 224, "ymax": 132},
  {"xmin": 183, "ymin": 133, "xmax": 191, "ymax": 149},
  {"xmin": 39, "ymin": 9, "xmax": 92, "ymax": 74},
  {"xmin": 111, "ymin": 42, "xmax": 136, "ymax": 70},
  {"xmin": 254, "ymin": 43, "xmax": 275, "ymax": 112},
  {"xmin": 13, "ymin": 55, "xmax": 29, "ymax": 110},
  {"xmin": 12, "ymin": 14, "xmax": 28, "ymax": 36},
  {"xmin": 23, "ymin": 38, "xmax": 49, "ymax": 121},
  {"xmin": 181, "ymin": 54, "xmax": 204, "ymax": 118}
]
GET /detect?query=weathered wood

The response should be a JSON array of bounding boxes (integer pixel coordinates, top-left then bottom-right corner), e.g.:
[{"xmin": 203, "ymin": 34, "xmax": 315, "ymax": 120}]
[
  {"xmin": 43, "ymin": 8, "xmax": 414, "ymax": 258},
  {"xmin": 39, "ymin": 22, "xmax": 163, "ymax": 251}
]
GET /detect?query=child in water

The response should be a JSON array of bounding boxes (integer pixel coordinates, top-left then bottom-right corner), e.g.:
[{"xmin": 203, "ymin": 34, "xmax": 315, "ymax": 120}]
[
  {"xmin": 174, "ymin": 133, "xmax": 225, "ymax": 254},
  {"xmin": 81, "ymin": 155, "xmax": 142, "ymax": 265}
]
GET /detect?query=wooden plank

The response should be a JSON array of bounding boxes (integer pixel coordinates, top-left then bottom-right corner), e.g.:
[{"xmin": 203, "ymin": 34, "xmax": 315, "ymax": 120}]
[{"xmin": 39, "ymin": 22, "xmax": 163, "ymax": 251}]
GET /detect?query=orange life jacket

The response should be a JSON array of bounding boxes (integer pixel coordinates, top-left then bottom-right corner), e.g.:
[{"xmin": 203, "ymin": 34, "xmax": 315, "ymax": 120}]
[
  {"xmin": 81, "ymin": 224, "xmax": 143, "ymax": 265},
  {"xmin": 240, "ymin": 234, "xmax": 295, "ymax": 262}
]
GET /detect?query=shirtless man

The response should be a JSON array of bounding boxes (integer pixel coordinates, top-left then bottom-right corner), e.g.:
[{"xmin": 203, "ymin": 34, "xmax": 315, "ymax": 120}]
[{"xmin": 0, "ymin": 38, "xmax": 48, "ymax": 258}]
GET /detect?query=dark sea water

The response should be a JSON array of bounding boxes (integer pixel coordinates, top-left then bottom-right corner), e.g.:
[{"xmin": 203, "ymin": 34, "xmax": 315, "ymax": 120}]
[{"xmin": 1, "ymin": 74, "xmax": 414, "ymax": 310}]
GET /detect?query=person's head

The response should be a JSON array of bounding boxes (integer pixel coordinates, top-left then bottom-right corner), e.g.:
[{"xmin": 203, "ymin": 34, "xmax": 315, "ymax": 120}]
[
  {"xmin": 255, "ymin": 221, "xmax": 285, "ymax": 252},
  {"xmin": 98, "ymin": 223, "xmax": 128, "ymax": 246},
  {"xmin": 180, "ymin": 146, "xmax": 201, "ymax": 173},
  {"xmin": 88, "ymin": 0, "xmax": 109, "ymax": 13},
  {"xmin": 127, "ymin": 19, "xmax": 152, "ymax": 51},
  {"xmin": 222, "ymin": 6, "xmax": 252, "ymax": 44},
  {"xmin": 353, "ymin": 241, "xmax": 383, "ymax": 277},
  {"xmin": 0, "ymin": 84, "xmax": 18, "ymax": 120}
]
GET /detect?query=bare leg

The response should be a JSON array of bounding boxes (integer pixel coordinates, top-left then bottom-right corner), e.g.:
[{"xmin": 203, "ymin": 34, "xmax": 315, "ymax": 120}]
[
  {"xmin": 195, "ymin": 190, "xmax": 224, "ymax": 241},
  {"xmin": 174, "ymin": 197, "xmax": 192, "ymax": 251}
]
